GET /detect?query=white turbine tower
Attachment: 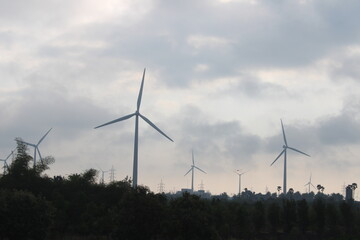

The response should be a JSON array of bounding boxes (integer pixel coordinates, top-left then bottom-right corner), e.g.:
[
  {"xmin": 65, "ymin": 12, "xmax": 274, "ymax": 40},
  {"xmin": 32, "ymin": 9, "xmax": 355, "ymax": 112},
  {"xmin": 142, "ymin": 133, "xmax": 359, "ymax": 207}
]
[
  {"xmin": 19, "ymin": 128, "xmax": 52, "ymax": 168},
  {"xmin": 184, "ymin": 150, "xmax": 206, "ymax": 192},
  {"xmin": 0, "ymin": 150, "xmax": 14, "ymax": 174},
  {"xmin": 235, "ymin": 169, "xmax": 248, "ymax": 196},
  {"xmin": 304, "ymin": 173, "xmax": 316, "ymax": 193},
  {"xmin": 95, "ymin": 69, "xmax": 173, "ymax": 188},
  {"xmin": 270, "ymin": 120, "xmax": 310, "ymax": 194}
]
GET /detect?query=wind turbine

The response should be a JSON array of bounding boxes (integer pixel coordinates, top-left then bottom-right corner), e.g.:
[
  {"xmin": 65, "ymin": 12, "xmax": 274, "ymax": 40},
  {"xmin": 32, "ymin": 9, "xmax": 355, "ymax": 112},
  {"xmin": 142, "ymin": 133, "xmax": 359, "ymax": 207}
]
[
  {"xmin": 304, "ymin": 173, "xmax": 316, "ymax": 193},
  {"xmin": 184, "ymin": 150, "xmax": 206, "ymax": 192},
  {"xmin": 97, "ymin": 166, "xmax": 110, "ymax": 184},
  {"xmin": 235, "ymin": 169, "xmax": 248, "ymax": 196},
  {"xmin": 19, "ymin": 128, "xmax": 52, "ymax": 168},
  {"xmin": 0, "ymin": 150, "xmax": 14, "ymax": 175},
  {"xmin": 95, "ymin": 69, "xmax": 173, "ymax": 188},
  {"xmin": 270, "ymin": 119, "xmax": 310, "ymax": 194}
]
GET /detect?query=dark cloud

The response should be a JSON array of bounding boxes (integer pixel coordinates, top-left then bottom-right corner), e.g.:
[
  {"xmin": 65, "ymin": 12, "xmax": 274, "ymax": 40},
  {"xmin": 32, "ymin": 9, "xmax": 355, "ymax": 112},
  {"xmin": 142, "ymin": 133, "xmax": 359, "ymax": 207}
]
[
  {"xmin": 170, "ymin": 105, "xmax": 262, "ymax": 170},
  {"xmin": 264, "ymin": 99, "xmax": 360, "ymax": 157},
  {"xmin": 83, "ymin": 0, "xmax": 360, "ymax": 86},
  {"xmin": 0, "ymin": 85, "xmax": 113, "ymax": 150}
]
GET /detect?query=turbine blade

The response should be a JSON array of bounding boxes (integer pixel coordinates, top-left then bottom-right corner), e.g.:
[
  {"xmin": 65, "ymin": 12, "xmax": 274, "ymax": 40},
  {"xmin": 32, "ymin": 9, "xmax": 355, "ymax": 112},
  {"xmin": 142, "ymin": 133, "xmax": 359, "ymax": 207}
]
[
  {"xmin": 37, "ymin": 147, "xmax": 43, "ymax": 163},
  {"xmin": 311, "ymin": 183, "xmax": 316, "ymax": 189},
  {"xmin": 5, "ymin": 152, "xmax": 13, "ymax": 161},
  {"xmin": 270, "ymin": 149, "xmax": 285, "ymax": 166},
  {"xmin": 38, "ymin": 128, "xmax": 52, "ymax": 145},
  {"xmin": 241, "ymin": 170, "xmax": 249, "ymax": 175},
  {"xmin": 281, "ymin": 119, "xmax": 288, "ymax": 146},
  {"xmin": 192, "ymin": 149, "xmax": 194, "ymax": 165},
  {"xmin": 17, "ymin": 140, "xmax": 34, "ymax": 147},
  {"xmin": 137, "ymin": 68, "xmax": 146, "ymax": 111},
  {"xmin": 139, "ymin": 114, "xmax": 173, "ymax": 142},
  {"xmin": 287, "ymin": 146, "xmax": 310, "ymax": 157},
  {"xmin": 194, "ymin": 166, "xmax": 206, "ymax": 174},
  {"xmin": 94, "ymin": 113, "xmax": 136, "ymax": 129},
  {"xmin": 184, "ymin": 168, "xmax": 192, "ymax": 176}
]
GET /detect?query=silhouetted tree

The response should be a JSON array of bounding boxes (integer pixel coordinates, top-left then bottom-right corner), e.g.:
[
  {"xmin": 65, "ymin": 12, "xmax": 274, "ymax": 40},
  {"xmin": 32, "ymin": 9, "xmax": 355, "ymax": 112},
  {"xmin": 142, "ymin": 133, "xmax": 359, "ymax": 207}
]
[
  {"xmin": 267, "ymin": 201, "xmax": 281, "ymax": 233},
  {"xmin": 297, "ymin": 199, "xmax": 309, "ymax": 233},
  {"xmin": 253, "ymin": 201, "xmax": 265, "ymax": 233}
]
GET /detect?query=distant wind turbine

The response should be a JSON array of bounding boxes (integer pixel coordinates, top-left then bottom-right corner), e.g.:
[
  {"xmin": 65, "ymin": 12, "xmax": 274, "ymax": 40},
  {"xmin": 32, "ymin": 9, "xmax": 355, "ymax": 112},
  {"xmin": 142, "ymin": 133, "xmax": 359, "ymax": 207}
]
[
  {"xmin": 19, "ymin": 128, "xmax": 52, "ymax": 168},
  {"xmin": 235, "ymin": 169, "xmax": 248, "ymax": 196},
  {"xmin": 0, "ymin": 150, "xmax": 14, "ymax": 174},
  {"xmin": 184, "ymin": 150, "xmax": 206, "ymax": 192},
  {"xmin": 270, "ymin": 120, "xmax": 310, "ymax": 194},
  {"xmin": 304, "ymin": 173, "xmax": 316, "ymax": 193},
  {"xmin": 98, "ymin": 166, "xmax": 110, "ymax": 184},
  {"xmin": 95, "ymin": 69, "xmax": 173, "ymax": 188}
]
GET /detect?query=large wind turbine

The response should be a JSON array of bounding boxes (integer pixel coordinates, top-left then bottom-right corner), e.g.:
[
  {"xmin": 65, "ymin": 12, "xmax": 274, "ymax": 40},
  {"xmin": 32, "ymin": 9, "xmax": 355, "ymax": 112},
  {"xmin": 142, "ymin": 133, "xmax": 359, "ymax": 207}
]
[
  {"xmin": 19, "ymin": 128, "xmax": 52, "ymax": 168},
  {"xmin": 95, "ymin": 69, "xmax": 173, "ymax": 188},
  {"xmin": 304, "ymin": 173, "xmax": 316, "ymax": 193},
  {"xmin": 270, "ymin": 120, "xmax": 310, "ymax": 194},
  {"xmin": 184, "ymin": 150, "xmax": 206, "ymax": 192},
  {"xmin": 235, "ymin": 169, "xmax": 248, "ymax": 196},
  {"xmin": 0, "ymin": 150, "xmax": 14, "ymax": 174}
]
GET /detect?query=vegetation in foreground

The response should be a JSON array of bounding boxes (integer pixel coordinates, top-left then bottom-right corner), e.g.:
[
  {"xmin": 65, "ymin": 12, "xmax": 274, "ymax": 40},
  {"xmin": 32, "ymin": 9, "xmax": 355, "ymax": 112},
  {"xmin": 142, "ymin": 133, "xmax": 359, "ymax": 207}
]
[{"xmin": 0, "ymin": 140, "xmax": 359, "ymax": 240}]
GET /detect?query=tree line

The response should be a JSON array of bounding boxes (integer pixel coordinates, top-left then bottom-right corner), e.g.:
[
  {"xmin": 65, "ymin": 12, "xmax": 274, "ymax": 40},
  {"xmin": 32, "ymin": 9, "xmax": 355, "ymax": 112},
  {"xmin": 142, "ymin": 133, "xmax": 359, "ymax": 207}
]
[{"xmin": 0, "ymin": 140, "xmax": 359, "ymax": 239}]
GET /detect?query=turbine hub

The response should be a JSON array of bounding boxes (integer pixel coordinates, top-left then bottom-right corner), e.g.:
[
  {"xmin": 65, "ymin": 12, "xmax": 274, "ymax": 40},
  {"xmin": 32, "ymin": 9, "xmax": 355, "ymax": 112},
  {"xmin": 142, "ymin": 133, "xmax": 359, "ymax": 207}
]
[{"xmin": 283, "ymin": 145, "xmax": 286, "ymax": 148}]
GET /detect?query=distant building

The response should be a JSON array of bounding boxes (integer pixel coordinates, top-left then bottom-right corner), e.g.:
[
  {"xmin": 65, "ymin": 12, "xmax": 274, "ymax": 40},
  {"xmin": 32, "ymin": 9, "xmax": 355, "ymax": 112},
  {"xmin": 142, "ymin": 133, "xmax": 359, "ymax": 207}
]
[
  {"xmin": 346, "ymin": 185, "xmax": 354, "ymax": 201},
  {"xmin": 180, "ymin": 188, "xmax": 192, "ymax": 193}
]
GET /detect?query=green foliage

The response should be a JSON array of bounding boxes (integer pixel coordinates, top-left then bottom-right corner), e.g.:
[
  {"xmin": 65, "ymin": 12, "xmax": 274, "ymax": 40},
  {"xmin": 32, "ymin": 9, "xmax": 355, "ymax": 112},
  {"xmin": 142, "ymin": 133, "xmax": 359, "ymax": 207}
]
[
  {"xmin": 1, "ymin": 140, "xmax": 360, "ymax": 239},
  {"xmin": 0, "ymin": 189, "xmax": 52, "ymax": 240}
]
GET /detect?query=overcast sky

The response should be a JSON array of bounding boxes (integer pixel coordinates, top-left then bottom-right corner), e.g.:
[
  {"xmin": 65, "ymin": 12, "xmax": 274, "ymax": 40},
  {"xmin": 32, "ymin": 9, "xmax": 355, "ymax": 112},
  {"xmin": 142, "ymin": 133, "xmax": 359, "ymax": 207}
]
[{"xmin": 1, "ymin": 0, "xmax": 360, "ymax": 196}]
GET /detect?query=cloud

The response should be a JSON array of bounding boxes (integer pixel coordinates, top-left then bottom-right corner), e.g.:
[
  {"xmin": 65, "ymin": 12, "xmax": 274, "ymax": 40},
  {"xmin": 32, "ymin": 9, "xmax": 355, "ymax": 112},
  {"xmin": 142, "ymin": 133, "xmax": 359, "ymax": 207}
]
[
  {"xmin": 170, "ymin": 105, "xmax": 262, "ymax": 171},
  {"xmin": 0, "ymin": 85, "xmax": 112, "ymax": 149}
]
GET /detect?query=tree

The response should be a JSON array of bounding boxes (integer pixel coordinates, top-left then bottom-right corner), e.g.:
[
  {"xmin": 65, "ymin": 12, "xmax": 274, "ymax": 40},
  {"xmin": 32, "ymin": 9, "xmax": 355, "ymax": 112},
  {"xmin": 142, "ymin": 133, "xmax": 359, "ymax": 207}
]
[
  {"xmin": 0, "ymin": 189, "xmax": 52, "ymax": 240},
  {"xmin": 253, "ymin": 201, "xmax": 265, "ymax": 233},
  {"xmin": 267, "ymin": 201, "xmax": 280, "ymax": 233},
  {"xmin": 283, "ymin": 199, "xmax": 297, "ymax": 233},
  {"xmin": 312, "ymin": 197, "xmax": 325, "ymax": 236},
  {"xmin": 297, "ymin": 199, "xmax": 309, "ymax": 233},
  {"xmin": 317, "ymin": 184, "xmax": 325, "ymax": 193}
]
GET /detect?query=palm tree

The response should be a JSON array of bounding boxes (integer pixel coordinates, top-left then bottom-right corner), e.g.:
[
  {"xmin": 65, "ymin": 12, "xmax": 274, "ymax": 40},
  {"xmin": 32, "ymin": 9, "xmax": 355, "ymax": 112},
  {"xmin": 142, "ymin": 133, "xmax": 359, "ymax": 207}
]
[
  {"xmin": 277, "ymin": 186, "xmax": 282, "ymax": 195},
  {"xmin": 289, "ymin": 188, "xmax": 294, "ymax": 194}
]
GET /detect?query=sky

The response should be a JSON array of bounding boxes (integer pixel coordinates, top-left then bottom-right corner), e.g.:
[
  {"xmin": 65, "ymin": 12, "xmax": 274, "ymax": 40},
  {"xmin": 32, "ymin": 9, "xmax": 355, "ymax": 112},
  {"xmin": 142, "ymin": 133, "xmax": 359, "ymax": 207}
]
[{"xmin": 1, "ymin": 0, "xmax": 360, "ymax": 196}]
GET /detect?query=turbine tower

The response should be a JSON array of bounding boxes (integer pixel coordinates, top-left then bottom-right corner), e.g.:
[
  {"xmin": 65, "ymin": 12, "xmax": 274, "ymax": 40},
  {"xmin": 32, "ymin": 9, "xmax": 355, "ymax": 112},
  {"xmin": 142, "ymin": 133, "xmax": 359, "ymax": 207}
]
[
  {"xmin": 184, "ymin": 150, "xmax": 206, "ymax": 192},
  {"xmin": 235, "ymin": 169, "xmax": 248, "ymax": 196},
  {"xmin": 0, "ymin": 150, "xmax": 14, "ymax": 175},
  {"xmin": 270, "ymin": 120, "xmax": 310, "ymax": 194},
  {"xmin": 95, "ymin": 69, "xmax": 173, "ymax": 188},
  {"xmin": 304, "ymin": 173, "xmax": 316, "ymax": 193},
  {"xmin": 19, "ymin": 128, "xmax": 52, "ymax": 168}
]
